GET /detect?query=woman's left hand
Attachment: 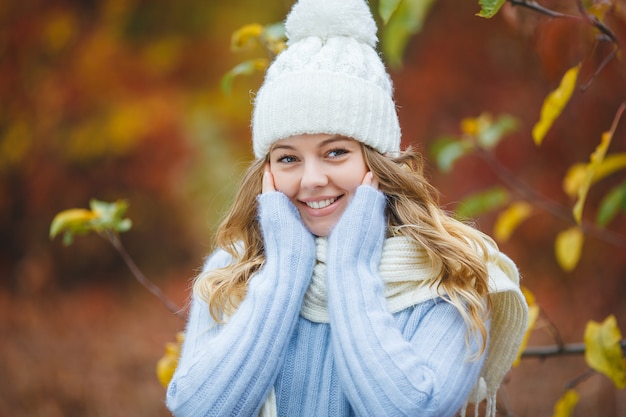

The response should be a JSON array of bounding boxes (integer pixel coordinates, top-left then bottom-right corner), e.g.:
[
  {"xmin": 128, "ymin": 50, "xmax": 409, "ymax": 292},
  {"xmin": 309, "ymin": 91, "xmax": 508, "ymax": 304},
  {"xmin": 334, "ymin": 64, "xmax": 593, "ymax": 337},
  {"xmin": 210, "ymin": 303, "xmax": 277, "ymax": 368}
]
[
  {"xmin": 327, "ymin": 172, "xmax": 386, "ymax": 272},
  {"xmin": 360, "ymin": 171, "xmax": 379, "ymax": 189}
]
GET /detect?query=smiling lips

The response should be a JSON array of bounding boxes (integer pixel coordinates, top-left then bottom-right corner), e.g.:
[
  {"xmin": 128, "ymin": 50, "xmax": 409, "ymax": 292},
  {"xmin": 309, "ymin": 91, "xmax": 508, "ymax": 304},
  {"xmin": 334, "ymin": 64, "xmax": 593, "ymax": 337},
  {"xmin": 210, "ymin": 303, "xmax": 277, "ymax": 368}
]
[{"xmin": 303, "ymin": 196, "xmax": 339, "ymax": 209}]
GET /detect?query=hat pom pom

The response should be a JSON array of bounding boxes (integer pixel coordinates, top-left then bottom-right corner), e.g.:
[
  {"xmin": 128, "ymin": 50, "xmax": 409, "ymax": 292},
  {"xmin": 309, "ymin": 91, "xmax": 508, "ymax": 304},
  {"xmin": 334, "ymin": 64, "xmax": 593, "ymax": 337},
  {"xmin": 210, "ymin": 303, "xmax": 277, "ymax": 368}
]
[{"xmin": 285, "ymin": 0, "xmax": 378, "ymax": 47}]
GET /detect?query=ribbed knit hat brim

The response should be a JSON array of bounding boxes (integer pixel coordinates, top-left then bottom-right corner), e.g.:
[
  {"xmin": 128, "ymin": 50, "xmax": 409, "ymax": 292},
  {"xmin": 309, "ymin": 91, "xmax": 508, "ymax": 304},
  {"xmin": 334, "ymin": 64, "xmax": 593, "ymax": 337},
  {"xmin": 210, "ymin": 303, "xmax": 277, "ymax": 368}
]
[{"xmin": 252, "ymin": 70, "xmax": 400, "ymax": 158}]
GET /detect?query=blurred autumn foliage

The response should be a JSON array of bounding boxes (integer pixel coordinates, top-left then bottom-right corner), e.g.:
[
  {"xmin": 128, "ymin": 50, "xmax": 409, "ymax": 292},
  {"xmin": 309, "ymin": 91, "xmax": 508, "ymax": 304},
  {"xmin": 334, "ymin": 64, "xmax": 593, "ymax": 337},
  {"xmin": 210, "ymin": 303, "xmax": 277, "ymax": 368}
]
[
  {"xmin": 0, "ymin": 0, "xmax": 285, "ymax": 293},
  {"xmin": 2, "ymin": 0, "xmax": 626, "ymax": 416}
]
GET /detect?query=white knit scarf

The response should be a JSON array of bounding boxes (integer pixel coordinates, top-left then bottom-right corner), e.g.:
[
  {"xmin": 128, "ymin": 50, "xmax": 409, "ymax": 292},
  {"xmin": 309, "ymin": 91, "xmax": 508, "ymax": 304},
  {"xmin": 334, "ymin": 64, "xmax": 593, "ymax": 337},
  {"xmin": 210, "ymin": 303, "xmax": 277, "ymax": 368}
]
[{"xmin": 260, "ymin": 236, "xmax": 528, "ymax": 417}]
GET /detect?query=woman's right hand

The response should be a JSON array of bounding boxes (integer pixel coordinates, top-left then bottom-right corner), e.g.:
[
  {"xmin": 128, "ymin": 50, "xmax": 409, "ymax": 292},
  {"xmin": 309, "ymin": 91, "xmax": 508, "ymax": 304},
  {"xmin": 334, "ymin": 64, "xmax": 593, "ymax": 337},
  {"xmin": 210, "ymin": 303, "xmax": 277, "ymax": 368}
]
[
  {"xmin": 167, "ymin": 166, "xmax": 316, "ymax": 417},
  {"xmin": 257, "ymin": 163, "xmax": 315, "ymax": 263},
  {"xmin": 262, "ymin": 163, "xmax": 277, "ymax": 194}
]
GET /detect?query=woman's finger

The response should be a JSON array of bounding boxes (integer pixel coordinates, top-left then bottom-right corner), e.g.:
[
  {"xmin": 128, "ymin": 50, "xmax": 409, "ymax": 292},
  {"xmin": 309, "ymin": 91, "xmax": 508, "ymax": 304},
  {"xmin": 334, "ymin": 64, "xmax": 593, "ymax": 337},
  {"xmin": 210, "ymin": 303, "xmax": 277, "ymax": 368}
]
[
  {"xmin": 262, "ymin": 164, "xmax": 277, "ymax": 193},
  {"xmin": 361, "ymin": 171, "xmax": 378, "ymax": 190}
]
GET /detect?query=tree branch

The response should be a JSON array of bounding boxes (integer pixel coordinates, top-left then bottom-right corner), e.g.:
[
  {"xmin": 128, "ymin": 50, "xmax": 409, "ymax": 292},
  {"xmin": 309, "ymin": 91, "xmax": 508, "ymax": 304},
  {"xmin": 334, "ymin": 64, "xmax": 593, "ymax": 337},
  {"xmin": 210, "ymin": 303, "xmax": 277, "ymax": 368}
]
[
  {"xmin": 508, "ymin": 0, "xmax": 579, "ymax": 19},
  {"xmin": 522, "ymin": 339, "xmax": 626, "ymax": 359},
  {"xmin": 106, "ymin": 231, "xmax": 186, "ymax": 320}
]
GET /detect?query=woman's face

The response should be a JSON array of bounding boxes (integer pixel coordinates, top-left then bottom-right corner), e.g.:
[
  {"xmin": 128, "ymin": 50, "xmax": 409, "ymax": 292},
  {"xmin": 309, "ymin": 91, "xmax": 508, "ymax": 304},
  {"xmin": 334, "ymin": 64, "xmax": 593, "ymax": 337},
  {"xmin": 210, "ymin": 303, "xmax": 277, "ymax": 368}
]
[{"xmin": 269, "ymin": 133, "xmax": 368, "ymax": 237}]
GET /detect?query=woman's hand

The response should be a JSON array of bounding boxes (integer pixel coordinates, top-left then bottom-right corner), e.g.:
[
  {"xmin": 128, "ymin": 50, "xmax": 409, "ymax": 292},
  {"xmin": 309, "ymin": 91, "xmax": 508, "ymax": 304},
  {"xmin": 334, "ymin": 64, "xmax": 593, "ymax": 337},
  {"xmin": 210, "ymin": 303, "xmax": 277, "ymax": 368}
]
[
  {"xmin": 360, "ymin": 171, "xmax": 379, "ymax": 189},
  {"xmin": 327, "ymin": 173, "xmax": 387, "ymax": 273},
  {"xmin": 262, "ymin": 163, "xmax": 277, "ymax": 194},
  {"xmin": 257, "ymin": 162, "xmax": 314, "ymax": 260}
]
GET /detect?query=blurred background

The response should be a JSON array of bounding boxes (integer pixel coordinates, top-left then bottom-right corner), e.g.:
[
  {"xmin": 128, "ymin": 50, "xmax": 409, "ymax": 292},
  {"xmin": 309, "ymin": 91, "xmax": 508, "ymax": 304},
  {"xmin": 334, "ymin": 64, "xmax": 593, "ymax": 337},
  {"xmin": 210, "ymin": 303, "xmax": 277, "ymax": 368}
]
[{"xmin": 1, "ymin": 0, "xmax": 625, "ymax": 416}]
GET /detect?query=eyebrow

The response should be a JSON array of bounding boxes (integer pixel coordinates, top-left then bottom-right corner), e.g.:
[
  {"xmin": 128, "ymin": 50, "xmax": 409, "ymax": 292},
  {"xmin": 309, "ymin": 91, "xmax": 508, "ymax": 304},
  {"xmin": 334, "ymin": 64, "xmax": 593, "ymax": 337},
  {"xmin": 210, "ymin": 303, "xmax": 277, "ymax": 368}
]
[{"xmin": 270, "ymin": 136, "xmax": 353, "ymax": 152}]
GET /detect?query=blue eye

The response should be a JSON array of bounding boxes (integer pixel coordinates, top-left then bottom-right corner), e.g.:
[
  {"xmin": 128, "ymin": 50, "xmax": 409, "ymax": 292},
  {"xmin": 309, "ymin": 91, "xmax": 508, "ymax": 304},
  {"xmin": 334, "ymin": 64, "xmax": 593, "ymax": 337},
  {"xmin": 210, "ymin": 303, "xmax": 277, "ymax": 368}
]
[
  {"xmin": 277, "ymin": 154, "xmax": 298, "ymax": 163},
  {"xmin": 327, "ymin": 148, "xmax": 348, "ymax": 158}
]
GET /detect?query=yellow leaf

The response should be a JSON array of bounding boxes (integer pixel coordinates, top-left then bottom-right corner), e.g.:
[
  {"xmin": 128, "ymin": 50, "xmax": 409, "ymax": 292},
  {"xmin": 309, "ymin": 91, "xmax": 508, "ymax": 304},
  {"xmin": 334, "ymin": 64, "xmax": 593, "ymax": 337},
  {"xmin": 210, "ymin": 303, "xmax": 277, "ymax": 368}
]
[
  {"xmin": 231, "ymin": 23, "xmax": 264, "ymax": 51},
  {"xmin": 460, "ymin": 116, "xmax": 480, "ymax": 136},
  {"xmin": 552, "ymin": 389, "xmax": 579, "ymax": 417},
  {"xmin": 532, "ymin": 65, "xmax": 579, "ymax": 146},
  {"xmin": 156, "ymin": 332, "xmax": 184, "ymax": 388},
  {"xmin": 587, "ymin": 1, "xmax": 612, "ymax": 20},
  {"xmin": 596, "ymin": 153, "xmax": 626, "ymax": 181},
  {"xmin": 494, "ymin": 201, "xmax": 533, "ymax": 242},
  {"xmin": 564, "ymin": 153, "xmax": 626, "ymax": 198},
  {"xmin": 513, "ymin": 286, "xmax": 539, "ymax": 366},
  {"xmin": 573, "ymin": 131, "xmax": 613, "ymax": 224},
  {"xmin": 49, "ymin": 209, "xmax": 99, "ymax": 239},
  {"xmin": 555, "ymin": 226, "xmax": 584, "ymax": 272},
  {"xmin": 584, "ymin": 315, "xmax": 626, "ymax": 389},
  {"xmin": 563, "ymin": 163, "xmax": 587, "ymax": 199}
]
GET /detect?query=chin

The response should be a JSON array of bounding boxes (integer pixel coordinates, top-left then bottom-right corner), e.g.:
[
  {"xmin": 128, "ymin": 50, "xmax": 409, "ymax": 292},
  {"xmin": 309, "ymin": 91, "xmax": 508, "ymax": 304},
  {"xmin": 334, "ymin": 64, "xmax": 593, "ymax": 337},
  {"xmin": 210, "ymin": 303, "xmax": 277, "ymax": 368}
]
[{"xmin": 306, "ymin": 223, "xmax": 334, "ymax": 238}]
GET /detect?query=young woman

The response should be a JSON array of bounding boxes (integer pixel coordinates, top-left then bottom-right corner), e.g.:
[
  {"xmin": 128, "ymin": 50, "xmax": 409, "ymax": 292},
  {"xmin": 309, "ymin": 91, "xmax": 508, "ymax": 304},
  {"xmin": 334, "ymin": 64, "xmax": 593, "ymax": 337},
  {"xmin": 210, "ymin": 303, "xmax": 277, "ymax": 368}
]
[{"xmin": 166, "ymin": 1, "xmax": 528, "ymax": 416}]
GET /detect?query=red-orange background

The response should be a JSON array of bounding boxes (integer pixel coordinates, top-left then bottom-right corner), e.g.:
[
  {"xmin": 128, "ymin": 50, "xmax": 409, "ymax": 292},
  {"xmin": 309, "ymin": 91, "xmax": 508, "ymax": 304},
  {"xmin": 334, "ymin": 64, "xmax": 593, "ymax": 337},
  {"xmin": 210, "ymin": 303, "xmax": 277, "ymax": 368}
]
[{"xmin": 1, "ymin": 0, "xmax": 625, "ymax": 415}]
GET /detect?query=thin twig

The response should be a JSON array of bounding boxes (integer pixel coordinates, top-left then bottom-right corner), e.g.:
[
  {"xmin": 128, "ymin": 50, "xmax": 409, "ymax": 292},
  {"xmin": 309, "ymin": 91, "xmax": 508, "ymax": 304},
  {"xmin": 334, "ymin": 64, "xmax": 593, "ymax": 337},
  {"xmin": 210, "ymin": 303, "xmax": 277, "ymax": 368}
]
[
  {"xmin": 106, "ymin": 231, "xmax": 186, "ymax": 320},
  {"xmin": 575, "ymin": 0, "xmax": 618, "ymax": 44},
  {"xmin": 508, "ymin": 0, "xmax": 580, "ymax": 19},
  {"xmin": 475, "ymin": 145, "xmax": 626, "ymax": 251},
  {"xmin": 509, "ymin": 0, "xmax": 621, "ymax": 90},
  {"xmin": 538, "ymin": 310, "xmax": 565, "ymax": 351},
  {"xmin": 564, "ymin": 368, "xmax": 596, "ymax": 390},
  {"xmin": 580, "ymin": 42, "xmax": 618, "ymax": 92}
]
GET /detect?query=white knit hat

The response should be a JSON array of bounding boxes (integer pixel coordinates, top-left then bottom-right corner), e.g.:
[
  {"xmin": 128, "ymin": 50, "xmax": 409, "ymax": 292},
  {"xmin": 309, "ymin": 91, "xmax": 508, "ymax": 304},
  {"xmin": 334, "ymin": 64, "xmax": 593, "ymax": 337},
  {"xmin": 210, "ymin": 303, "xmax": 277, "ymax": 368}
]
[{"xmin": 251, "ymin": 0, "xmax": 401, "ymax": 159}]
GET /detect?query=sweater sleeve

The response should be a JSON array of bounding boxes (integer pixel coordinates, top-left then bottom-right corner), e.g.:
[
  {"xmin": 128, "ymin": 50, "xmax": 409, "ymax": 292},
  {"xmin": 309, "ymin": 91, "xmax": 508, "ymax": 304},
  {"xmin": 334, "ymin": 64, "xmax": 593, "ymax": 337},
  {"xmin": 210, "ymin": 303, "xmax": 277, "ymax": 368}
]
[
  {"xmin": 326, "ymin": 186, "xmax": 486, "ymax": 417},
  {"xmin": 166, "ymin": 192, "xmax": 316, "ymax": 417}
]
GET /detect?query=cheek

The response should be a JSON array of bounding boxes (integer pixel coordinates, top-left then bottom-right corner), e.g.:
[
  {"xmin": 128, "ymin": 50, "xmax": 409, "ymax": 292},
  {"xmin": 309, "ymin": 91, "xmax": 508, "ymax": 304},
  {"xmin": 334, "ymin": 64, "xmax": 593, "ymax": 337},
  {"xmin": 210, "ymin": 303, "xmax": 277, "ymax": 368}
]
[
  {"xmin": 342, "ymin": 164, "xmax": 368, "ymax": 190},
  {"xmin": 270, "ymin": 170, "xmax": 298, "ymax": 196}
]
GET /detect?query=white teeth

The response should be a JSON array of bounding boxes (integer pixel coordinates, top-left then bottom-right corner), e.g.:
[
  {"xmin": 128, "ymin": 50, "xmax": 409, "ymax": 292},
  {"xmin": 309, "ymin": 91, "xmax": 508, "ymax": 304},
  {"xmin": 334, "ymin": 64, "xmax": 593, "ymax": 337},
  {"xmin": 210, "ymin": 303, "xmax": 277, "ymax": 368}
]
[{"xmin": 305, "ymin": 198, "xmax": 337, "ymax": 209}]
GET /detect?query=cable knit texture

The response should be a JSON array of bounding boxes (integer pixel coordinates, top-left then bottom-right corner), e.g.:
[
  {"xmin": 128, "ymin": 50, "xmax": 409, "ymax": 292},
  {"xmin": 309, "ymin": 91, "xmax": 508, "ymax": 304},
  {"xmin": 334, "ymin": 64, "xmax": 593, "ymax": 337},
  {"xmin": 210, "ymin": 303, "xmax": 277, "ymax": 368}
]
[
  {"xmin": 167, "ymin": 187, "xmax": 528, "ymax": 417},
  {"xmin": 251, "ymin": 0, "xmax": 401, "ymax": 158}
]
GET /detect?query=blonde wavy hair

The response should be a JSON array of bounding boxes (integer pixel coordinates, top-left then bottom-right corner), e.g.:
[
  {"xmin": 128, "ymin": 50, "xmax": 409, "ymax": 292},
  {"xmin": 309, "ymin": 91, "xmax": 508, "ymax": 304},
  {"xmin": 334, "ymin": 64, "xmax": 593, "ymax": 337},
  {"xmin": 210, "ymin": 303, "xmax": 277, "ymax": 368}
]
[{"xmin": 194, "ymin": 145, "xmax": 494, "ymax": 352}]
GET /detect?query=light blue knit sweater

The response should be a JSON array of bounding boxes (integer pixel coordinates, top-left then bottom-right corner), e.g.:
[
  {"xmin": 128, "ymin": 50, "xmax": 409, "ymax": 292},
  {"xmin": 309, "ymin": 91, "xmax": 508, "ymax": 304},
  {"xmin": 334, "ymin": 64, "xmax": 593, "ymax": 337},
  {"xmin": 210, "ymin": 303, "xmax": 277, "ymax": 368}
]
[{"xmin": 166, "ymin": 187, "xmax": 486, "ymax": 416}]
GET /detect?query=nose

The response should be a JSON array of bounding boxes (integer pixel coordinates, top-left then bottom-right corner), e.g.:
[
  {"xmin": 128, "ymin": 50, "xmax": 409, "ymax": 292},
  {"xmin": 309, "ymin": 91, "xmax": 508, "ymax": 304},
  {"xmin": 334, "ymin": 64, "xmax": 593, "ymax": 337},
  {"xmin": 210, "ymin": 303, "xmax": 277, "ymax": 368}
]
[{"xmin": 300, "ymin": 160, "xmax": 328, "ymax": 189}]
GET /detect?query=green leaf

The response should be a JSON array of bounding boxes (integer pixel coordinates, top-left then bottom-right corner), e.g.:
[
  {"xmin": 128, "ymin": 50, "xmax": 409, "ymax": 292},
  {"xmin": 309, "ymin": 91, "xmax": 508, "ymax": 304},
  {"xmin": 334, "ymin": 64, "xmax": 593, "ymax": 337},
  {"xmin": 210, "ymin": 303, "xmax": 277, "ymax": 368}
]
[
  {"xmin": 379, "ymin": 0, "xmax": 403, "ymax": 24},
  {"xmin": 381, "ymin": 0, "xmax": 437, "ymax": 68},
  {"xmin": 261, "ymin": 23, "xmax": 286, "ymax": 55},
  {"xmin": 429, "ymin": 136, "xmax": 473, "ymax": 172},
  {"xmin": 597, "ymin": 181, "xmax": 626, "ymax": 227},
  {"xmin": 476, "ymin": 114, "xmax": 519, "ymax": 149},
  {"xmin": 89, "ymin": 199, "xmax": 133, "ymax": 233},
  {"xmin": 261, "ymin": 22, "xmax": 285, "ymax": 43},
  {"xmin": 477, "ymin": 0, "xmax": 507, "ymax": 18},
  {"xmin": 220, "ymin": 58, "xmax": 268, "ymax": 94},
  {"xmin": 455, "ymin": 187, "xmax": 510, "ymax": 220},
  {"xmin": 50, "ymin": 200, "xmax": 132, "ymax": 246}
]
